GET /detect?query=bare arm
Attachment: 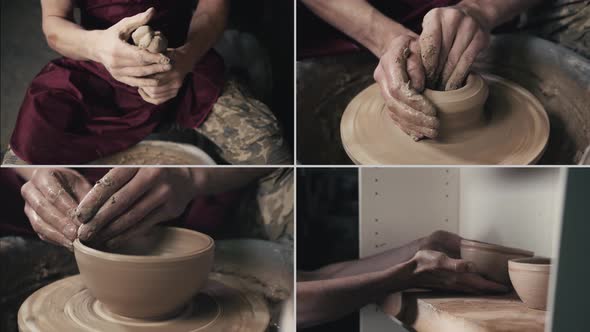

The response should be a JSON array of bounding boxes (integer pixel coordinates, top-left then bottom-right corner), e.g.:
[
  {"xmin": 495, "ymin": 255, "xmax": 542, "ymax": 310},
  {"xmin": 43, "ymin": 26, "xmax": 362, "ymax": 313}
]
[
  {"xmin": 298, "ymin": 261, "xmax": 414, "ymax": 328},
  {"xmin": 457, "ymin": 0, "xmax": 543, "ymax": 30},
  {"xmin": 297, "ymin": 250, "xmax": 507, "ymax": 328},
  {"xmin": 180, "ymin": 0, "xmax": 229, "ymax": 65},
  {"xmin": 301, "ymin": 0, "xmax": 408, "ymax": 58},
  {"xmin": 138, "ymin": 0, "xmax": 229, "ymax": 105},
  {"xmin": 40, "ymin": 0, "xmax": 171, "ymax": 87},
  {"xmin": 40, "ymin": 0, "xmax": 94, "ymax": 60}
]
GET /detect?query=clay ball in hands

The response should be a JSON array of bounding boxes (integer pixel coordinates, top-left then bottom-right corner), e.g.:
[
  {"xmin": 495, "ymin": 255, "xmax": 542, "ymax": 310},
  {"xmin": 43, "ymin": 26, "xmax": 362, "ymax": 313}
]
[{"xmin": 131, "ymin": 25, "xmax": 168, "ymax": 54}]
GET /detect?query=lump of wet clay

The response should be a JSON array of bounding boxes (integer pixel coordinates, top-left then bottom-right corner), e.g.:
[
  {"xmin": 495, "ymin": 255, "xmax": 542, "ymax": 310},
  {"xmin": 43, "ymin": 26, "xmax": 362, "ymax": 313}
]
[{"xmin": 131, "ymin": 25, "xmax": 168, "ymax": 53}]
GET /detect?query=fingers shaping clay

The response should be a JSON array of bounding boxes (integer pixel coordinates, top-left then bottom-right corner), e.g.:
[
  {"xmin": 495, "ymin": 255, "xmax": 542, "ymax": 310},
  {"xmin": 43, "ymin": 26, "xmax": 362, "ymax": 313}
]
[
  {"xmin": 131, "ymin": 25, "xmax": 168, "ymax": 53},
  {"xmin": 340, "ymin": 72, "xmax": 550, "ymax": 164}
]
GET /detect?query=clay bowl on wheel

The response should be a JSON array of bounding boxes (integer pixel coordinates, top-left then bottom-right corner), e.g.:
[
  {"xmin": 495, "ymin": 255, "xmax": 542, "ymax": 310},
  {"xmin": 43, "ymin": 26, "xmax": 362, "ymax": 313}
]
[
  {"xmin": 424, "ymin": 73, "xmax": 489, "ymax": 139},
  {"xmin": 73, "ymin": 226, "xmax": 214, "ymax": 319},
  {"xmin": 509, "ymin": 257, "xmax": 551, "ymax": 310},
  {"xmin": 460, "ymin": 239, "xmax": 534, "ymax": 285}
]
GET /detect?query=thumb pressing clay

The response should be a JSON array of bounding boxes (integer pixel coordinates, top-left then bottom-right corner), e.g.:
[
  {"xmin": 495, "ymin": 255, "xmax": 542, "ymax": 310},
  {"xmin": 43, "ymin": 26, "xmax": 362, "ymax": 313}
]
[{"xmin": 131, "ymin": 25, "xmax": 168, "ymax": 53}]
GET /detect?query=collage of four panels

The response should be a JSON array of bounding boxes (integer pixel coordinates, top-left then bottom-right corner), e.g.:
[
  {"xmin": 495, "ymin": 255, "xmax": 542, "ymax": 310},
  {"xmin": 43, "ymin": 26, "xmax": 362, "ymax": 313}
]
[{"xmin": 0, "ymin": 1, "xmax": 588, "ymax": 332}]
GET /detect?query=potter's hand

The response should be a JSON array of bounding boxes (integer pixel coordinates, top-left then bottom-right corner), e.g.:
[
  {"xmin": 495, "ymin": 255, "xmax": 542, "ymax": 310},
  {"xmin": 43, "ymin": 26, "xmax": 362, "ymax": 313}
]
[
  {"xmin": 20, "ymin": 169, "xmax": 92, "ymax": 250},
  {"xmin": 138, "ymin": 47, "xmax": 195, "ymax": 105},
  {"xmin": 75, "ymin": 168, "xmax": 197, "ymax": 248},
  {"xmin": 420, "ymin": 230, "xmax": 462, "ymax": 258},
  {"xmin": 374, "ymin": 34, "xmax": 439, "ymax": 141},
  {"xmin": 409, "ymin": 250, "xmax": 508, "ymax": 293},
  {"xmin": 91, "ymin": 8, "xmax": 172, "ymax": 87},
  {"xmin": 419, "ymin": 6, "xmax": 490, "ymax": 91}
]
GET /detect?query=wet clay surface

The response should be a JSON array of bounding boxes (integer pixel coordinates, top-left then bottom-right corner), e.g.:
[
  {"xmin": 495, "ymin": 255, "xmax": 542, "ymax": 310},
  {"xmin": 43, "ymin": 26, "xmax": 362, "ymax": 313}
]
[
  {"xmin": 341, "ymin": 74, "xmax": 549, "ymax": 164},
  {"xmin": 73, "ymin": 228, "xmax": 215, "ymax": 319},
  {"xmin": 297, "ymin": 35, "xmax": 589, "ymax": 164},
  {"xmin": 89, "ymin": 141, "xmax": 216, "ymax": 165},
  {"xmin": 18, "ymin": 273, "xmax": 270, "ymax": 332}
]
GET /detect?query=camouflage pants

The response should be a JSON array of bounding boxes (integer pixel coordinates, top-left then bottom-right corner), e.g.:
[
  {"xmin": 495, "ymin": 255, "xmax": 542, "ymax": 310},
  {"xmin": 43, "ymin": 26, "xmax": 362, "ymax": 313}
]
[
  {"xmin": 234, "ymin": 167, "xmax": 294, "ymax": 242},
  {"xmin": 196, "ymin": 81, "xmax": 291, "ymax": 165},
  {"xmin": 520, "ymin": 0, "xmax": 590, "ymax": 58}
]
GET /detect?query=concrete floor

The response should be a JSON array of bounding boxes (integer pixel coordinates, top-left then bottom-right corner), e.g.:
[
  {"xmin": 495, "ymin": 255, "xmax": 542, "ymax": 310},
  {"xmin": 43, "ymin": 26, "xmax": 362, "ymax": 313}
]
[{"xmin": 0, "ymin": 0, "xmax": 59, "ymax": 150}]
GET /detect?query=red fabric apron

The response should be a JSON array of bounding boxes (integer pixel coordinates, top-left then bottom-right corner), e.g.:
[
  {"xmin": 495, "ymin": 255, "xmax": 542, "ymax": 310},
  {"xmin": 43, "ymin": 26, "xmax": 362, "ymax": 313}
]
[
  {"xmin": 297, "ymin": 0, "xmax": 458, "ymax": 59},
  {"xmin": 0, "ymin": 169, "xmax": 241, "ymax": 238},
  {"xmin": 10, "ymin": 1, "xmax": 225, "ymax": 164}
]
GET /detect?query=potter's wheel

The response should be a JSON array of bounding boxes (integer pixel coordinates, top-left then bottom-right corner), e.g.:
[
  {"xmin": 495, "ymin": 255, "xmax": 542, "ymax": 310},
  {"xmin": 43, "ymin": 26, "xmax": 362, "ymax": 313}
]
[
  {"xmin": 18, "ymin": 273, "xmax": 269, "ymax": 332},
  {"xmin": 341, "ymin": 74, "xmax": 550, "ymax": 165},
  {"xmin": 89, "ymin": 141, "xmax": 217, "ymax": 165}
]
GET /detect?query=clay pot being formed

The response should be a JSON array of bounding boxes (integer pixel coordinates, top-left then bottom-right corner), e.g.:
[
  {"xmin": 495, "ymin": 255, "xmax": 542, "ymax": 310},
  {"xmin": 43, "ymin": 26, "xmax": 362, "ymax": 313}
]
[
  {"xmin": 509, "ymin": 257, "xmax": 551, "ymax": 310},
  {"xmin": 423, "ymin": 73, "xmax": 489, "ymax": 140},
  {"xmin": 460, "ymin": 239, "xmax": 534, "ymax": 285},
  {"xmin": 74, "ymin": 227, "xmax": 214, "ymax": 319}
]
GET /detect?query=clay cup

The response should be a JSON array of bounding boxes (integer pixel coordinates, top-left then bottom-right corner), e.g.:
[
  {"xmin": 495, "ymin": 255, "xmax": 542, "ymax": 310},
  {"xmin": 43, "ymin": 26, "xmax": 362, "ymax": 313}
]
[
  {"xmin": 460, "ymin": 239, "xmax": 534, "ymax": 285},
  {"xmin": 509, "ymin": 257, "xmax": 551, "ymax": 310},
  {"xmin": 424, "ymin": 73, "xmax": 489, "ymax": 140},
  {"xmin": 74, "ymin": 227, "xmax": 214, "ymax": 319}
]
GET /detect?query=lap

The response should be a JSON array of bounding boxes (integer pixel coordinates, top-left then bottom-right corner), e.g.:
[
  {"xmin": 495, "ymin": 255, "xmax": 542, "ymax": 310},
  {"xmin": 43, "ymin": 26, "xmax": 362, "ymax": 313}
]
[{"xmin": 196, "ymin": 81, "xmax": 292, "ymax": 165}]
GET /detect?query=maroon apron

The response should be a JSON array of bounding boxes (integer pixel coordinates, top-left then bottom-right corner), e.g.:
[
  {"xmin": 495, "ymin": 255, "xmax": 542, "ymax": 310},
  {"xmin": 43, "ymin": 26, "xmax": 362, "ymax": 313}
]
[
  {"xmin": 10, "ymin": 1, "xmax": 225, "ymax": 164},
  {"xmin": 297, "ymin": 0, "xmax": 458, "ymax": 58}
]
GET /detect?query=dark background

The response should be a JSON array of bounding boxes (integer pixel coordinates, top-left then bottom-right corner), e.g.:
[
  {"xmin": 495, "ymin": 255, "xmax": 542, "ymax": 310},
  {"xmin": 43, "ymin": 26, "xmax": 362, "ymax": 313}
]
[{"xmin": 297, "ymin": 168, "xmax": 360, "ymax": 332}]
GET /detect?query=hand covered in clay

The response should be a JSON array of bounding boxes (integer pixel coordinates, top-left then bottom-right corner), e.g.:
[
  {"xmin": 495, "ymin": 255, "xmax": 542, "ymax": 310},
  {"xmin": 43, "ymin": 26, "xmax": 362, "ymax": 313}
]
[
  {"xmin": 138, "ymin": 47, "xmax": 195, "ymax": 105},
  {"xmin": 419, "ymin": 6, "xmax": 491, "ymax": 91},
  {"xmin": 92, "ymin": 8, "xmax": 172, "ymax": 88},
  {"xmin": 409, "ymin": 249, "xmax": 508, "ymax": 293},
  {"xmin": 20, "ymin": 169, "xmax": 92, "ymax": 250},
  {"xmin": 374, "ymin": 34, "xmax": 439, "ymax": 140},
  {"xmin": 75, "ymin": 168, "xmax": 197, "ymax": 248}
]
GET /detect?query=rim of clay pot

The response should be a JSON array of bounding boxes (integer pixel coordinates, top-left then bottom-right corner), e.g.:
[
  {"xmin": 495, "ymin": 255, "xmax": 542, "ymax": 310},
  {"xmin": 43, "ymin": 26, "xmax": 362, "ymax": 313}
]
[
  {"xmin": 73, "ymin": 227, "xmax": 214, "ymax": 263},
  {"xmin": 423, "ymin": 73, "xmax": 485, "ymax": 104},
  {"xmin": 461, "ymin": 239, "xmax": 534, "ymax": 257},
  {"xmin": 509, "ymin": 257, "xmax": 551, "ymax": 272}
]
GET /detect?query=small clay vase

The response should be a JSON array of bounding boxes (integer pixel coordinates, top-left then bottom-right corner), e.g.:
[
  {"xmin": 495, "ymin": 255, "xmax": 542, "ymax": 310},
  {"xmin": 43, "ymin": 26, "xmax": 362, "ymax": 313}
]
[
  {"xmin": 509, "ymin": 257, "xmax": 551, "ymax": 310},
  {"xmin": 74, "ymin": 227, "xmax": 214, "ymax": 319},
  {"xmin": 460, "ymin": 239, "xmax": 534, "ymax": 285},
  {"xmin": 424, "ymin": 73, "xmax": 489, "ymax": 140}
]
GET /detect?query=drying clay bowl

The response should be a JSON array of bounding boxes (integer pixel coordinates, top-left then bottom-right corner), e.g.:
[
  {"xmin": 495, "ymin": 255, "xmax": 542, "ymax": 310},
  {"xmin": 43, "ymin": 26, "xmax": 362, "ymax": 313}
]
[
  {"xmin": 424, "ymin": 73, "xmax": 489, "ymax": 138},
  {"xmin": 509, "ymin": 257, "xmax": 551, "ymax": 310},
  {"xmin": 74, "ymin": 227, "xmax": 214, "ymax": 319},
  {"xmin": 460, "ymin": 239, "xmax": 534, "ymax": 285}
]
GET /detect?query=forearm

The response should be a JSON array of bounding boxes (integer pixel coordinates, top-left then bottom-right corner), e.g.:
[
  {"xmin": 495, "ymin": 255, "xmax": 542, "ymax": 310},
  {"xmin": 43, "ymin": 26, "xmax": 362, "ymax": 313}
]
[
  {"xmin": 457, "ymin": 0, "xmax": 542, "ymax": 29},
  {"xmin": 41, "ymin": 0, "xmax": 97, "ymax": 61},
  {"xmin": 301, "ymin": 0, "xmax": 410, "ymax": 57},
  {"xmin": 180, "ymin": 0, "xmax": 229, "ymax": 63},
  {"xmin": 297, "ymin": 261, "xmax": 414, "ymax": 328},
  {"xmin": 302, "ymin": 238, "xmax": 423, "ymax": 279},
  {"xmin": 190, "ymin": 168, "xmax": 273, "ymax": 195}
]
